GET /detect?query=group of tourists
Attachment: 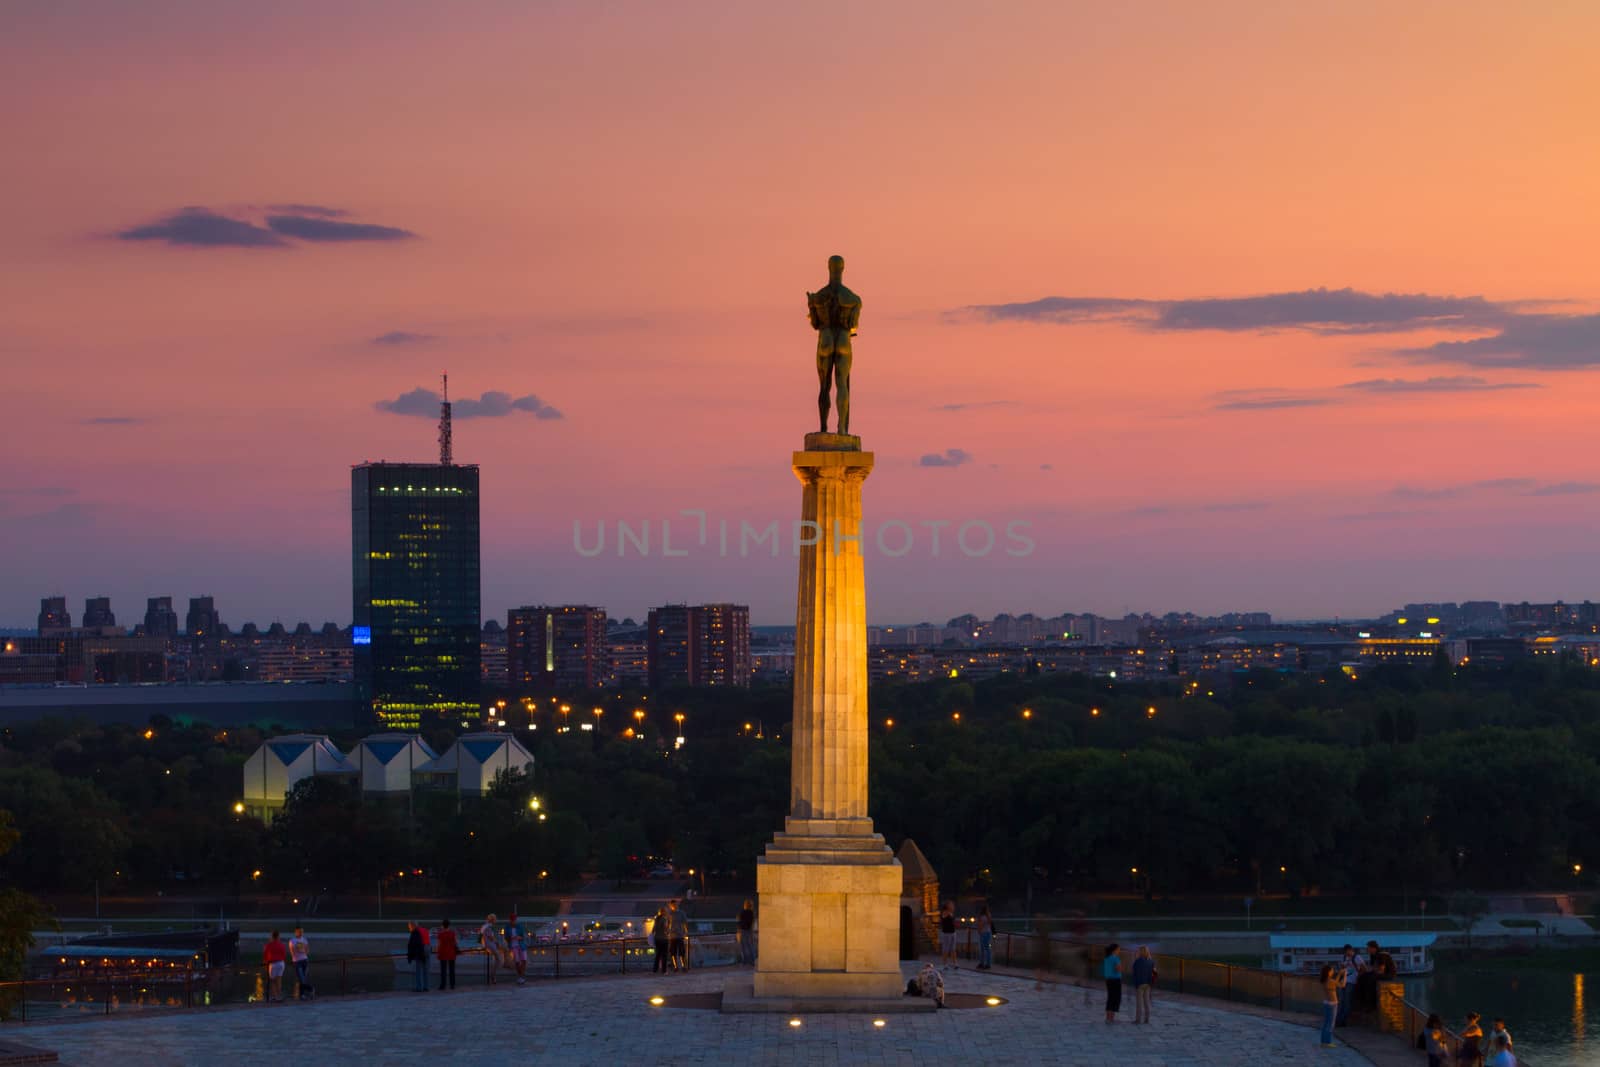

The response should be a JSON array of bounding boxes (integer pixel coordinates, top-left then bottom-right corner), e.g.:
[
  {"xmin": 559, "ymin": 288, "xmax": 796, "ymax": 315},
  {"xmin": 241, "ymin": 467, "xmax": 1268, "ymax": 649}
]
[
  {"xmin": 1315, "ymin": 941, "xmax": 1518, "ymax": 1062},
  {"xmin": 936, "ymin": 899, "xmax": 996, "ymax": 970},
  {"xmin": 1421, "ymin": 1011, "xmax": 1518, "ymax": 1067},
  {"xmin": 259, "ymin": 928, "xmax": 313, "ymax": 1003},
  {"xmin": 400, "ymin": 913, "xmax": 528, "ymax": 992},
  {"xmin": 1100, "ymin": 943, "xmax": 1158, "ymax": 1025},
  {"xmin": 650, "ymin": 898, "xmax": 690, "ymax": 973}
]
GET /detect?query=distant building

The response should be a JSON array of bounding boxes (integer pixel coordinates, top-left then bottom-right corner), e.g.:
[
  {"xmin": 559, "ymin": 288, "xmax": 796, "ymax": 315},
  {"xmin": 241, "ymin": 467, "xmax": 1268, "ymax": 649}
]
[
  {"xmin": 240, "ymin": 734, "xmax": 357, "ymax": 821},
  {"xmin": 508, "ymin": 605, "xmax": 609, "ymax": 691},
  {"xmin": 37, "ymin": 596, "xmax": 71, "ymax": 636},
  {"xmin": 241, "ymin": 731, "xmax": 533, "ymax": 820},
  {"xmin": 186, "ymin": 596, "xmax": 222, "ymax": 646},
  {"xmin": 645, "ymin": 603, "xmax": 751, "ymax": 688},
  {"xmin": 144, "ymin": 597, "xmax": 180, "ymax": 641},
  {"xmin": 82, "ymin": 596, "xmax": 117, "ymax": 632},
  {"xmin": 352, "ymin": 461, "xmax": 481, "ymax": 728},
  {"xmin": 1, "ymin": 633, "xmax": 167, "ymax": 684},
  {"xmin": 693, "ymin": 603, "xmax": 751, "ymax": 687},
  {"xmin": 647, "ymin": 605, "xmax": 694, "ymax": 689}
]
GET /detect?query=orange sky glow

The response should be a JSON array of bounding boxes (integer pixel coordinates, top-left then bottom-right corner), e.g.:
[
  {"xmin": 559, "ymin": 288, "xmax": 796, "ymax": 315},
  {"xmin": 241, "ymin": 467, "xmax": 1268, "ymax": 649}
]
[{"xmin": 4, "ymin": 1, "xmax": 1599, "ymax": 624}]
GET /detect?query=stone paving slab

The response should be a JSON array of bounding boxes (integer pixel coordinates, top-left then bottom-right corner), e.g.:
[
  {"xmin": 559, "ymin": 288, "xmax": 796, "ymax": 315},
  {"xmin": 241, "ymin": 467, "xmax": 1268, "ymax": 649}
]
[{"xmin": 13, "ymin": 963, "xmax": 1372, "ymax": 1066}]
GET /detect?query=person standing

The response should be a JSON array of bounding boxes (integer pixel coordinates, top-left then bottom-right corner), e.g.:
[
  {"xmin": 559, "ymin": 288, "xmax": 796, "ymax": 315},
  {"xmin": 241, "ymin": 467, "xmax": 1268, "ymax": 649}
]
[
  {"xmin": 436, "ymin": 918, "xmax": 458, "ymax": 990},
  {"xmin": 1103, "ymin": 943, "xmax": 1123, "ymax": 1023},
  {"xmin": 1485, "ymin": 1033, "xmax": 1516, "ymax": 1067},
  {"xmin": 1423, "ymin": 1013, "xmax": 1449, "ymax": 1067},
  {"xmin": 651, "ymin": 905, "xmax": 671, "ymax": 974},
  {"xmin": 1490, "ymin": 1019, "xmax": 1513, "ymax": 1053},
  {"xmin": 1318, "ymin": 962, "xmax": 1344, "ymax": 1048},
  {"xmin": 938, "ymin": 901, "xmax": 958, "ymax": 968},
  {"xmin": 1130, "ymin": 945, "xmax": 1155, "ymax": 1024},
  {"xmin": 737, "ymin": 899, "xmax": 756, "ymax": 966},
  {"xmin": 287, "ymin": 926, "xmax": 312, "ymax": 1001},
  {"xmin": 666, "ymin": 899, "xmax": 688, "ymax": 973},
  {"xmin": 1457, "ymin": 1013, "xmax": 1484, "ymax": 1065},
  {"xmin": 478, "ymin": 913, "xmax": 505, "ymax": 984},
  {"xmin": 505, "ymin": 913, "xmax": 528, "ymax": 985},
  {"xmin": 262, "ymin": 931, "xmax": 287, "ymax": 1003},
  {"xmin": 1336, "ymin": 944, "xmax": 1362, "ymax": 1026},
  {"xmin": 976, "ymin": 904, "xmax": 994, "ymax": 971},
  {"xmin": 406, "ymin": 921, "xmax": 428, "ymax": 993}
]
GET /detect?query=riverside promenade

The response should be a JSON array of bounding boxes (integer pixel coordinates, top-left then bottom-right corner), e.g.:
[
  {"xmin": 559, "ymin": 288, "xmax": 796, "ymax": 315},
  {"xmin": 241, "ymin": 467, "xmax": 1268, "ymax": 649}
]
[{"xmin": 15, "ymin": 961, "xmax": 1371, "ymax": 1066}]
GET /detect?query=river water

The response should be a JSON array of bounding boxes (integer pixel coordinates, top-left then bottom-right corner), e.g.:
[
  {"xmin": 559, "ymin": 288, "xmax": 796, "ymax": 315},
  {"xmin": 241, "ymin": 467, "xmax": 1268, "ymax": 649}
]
[{"xmin": 1408, "ymin": 966, "xmax": 1591, "ymax": 1067}]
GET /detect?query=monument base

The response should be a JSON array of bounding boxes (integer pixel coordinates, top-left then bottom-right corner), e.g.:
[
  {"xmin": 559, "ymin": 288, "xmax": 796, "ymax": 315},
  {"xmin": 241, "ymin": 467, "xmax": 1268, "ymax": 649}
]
[
  {"xmin": 751, "ymin": 822, "xmax": 904, "ymax": 1001},
  {"xmin": 802, "ymin": 431, "xmax": 861, "ymax": 452}
]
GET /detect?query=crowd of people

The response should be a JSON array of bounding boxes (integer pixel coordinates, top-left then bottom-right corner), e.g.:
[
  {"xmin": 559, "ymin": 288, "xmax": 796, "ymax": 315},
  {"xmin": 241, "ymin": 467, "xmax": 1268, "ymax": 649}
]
[{"xmin": 1315, "ymin": 940, "xmax": 1520, "ymax": 1064}]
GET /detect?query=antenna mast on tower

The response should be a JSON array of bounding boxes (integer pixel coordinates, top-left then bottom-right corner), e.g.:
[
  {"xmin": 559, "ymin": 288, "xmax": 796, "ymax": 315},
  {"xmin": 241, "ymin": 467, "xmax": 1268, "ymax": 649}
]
[{"xmin": 438, "ymin": 373, "xmax": 454, "ymax": 466}]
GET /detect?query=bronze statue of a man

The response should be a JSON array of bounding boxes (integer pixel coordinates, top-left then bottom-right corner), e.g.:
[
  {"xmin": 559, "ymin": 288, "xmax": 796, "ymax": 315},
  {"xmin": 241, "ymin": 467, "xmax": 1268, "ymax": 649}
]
[{"xmin": 807, "ymin": 255, "xmax": 862, "ymax": 435}]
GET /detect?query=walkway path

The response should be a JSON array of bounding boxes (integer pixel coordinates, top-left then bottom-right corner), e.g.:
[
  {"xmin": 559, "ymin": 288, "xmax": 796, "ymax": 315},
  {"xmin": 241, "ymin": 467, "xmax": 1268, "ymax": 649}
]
[{"xmin": 15, "ymin": 962, "xmax": 1373, "ymax": 1066}]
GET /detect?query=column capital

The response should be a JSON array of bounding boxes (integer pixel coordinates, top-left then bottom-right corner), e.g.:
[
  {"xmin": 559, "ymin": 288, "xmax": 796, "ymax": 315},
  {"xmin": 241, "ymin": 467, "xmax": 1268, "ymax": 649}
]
[{"xmin": 793, "ymin": 450, "xmax": 874, "ymax": 486}]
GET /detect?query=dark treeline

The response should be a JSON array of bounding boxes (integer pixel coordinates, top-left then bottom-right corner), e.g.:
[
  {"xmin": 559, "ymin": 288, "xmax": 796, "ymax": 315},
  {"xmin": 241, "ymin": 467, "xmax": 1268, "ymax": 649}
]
[{"xmin": 3, "ymin": 656, "xmax": 1600, "ymax": 908}]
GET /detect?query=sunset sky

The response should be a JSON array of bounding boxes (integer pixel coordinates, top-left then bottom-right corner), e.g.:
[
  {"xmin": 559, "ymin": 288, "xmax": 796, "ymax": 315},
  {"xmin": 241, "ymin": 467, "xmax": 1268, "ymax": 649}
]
[{"xmin": 5, "ymin": 1, "xmax": 1600, "ymax": 627}]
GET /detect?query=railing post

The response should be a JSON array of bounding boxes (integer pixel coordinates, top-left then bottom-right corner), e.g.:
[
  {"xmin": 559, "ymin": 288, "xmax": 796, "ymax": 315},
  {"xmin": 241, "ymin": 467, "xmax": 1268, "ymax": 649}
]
[
  {"xmin": 1005, "ymin": 933, "xmax": 1012, "ymax": 967},
  {"xmin": 1277, "ymin": 972, "xmax": 1284, "ymax": 1011},
  {"xmin": 555, "ymin": 943, "xmax": 560, "ymax": 979},
  {"xmin": 621, "ymin": 938, "xmax": 627, "ymax": 975},
  {"xmin": 1178, "ymin": 958, "xmax": 1185, "ymax": 994},
  {"xmin": 185, "ymin": 972, "xmax": 193, "ymax": 1009},
  {"xmin": 340, "ymin": 958, "xmax": 347, "ymax": 996},
  {"xmin": 1225, "ymin": 965, "xmax": 1232, "ymax": 1001},
  {"xmin": 21, "ymin": 980, "xmax": 27, "ymax": 1022}
]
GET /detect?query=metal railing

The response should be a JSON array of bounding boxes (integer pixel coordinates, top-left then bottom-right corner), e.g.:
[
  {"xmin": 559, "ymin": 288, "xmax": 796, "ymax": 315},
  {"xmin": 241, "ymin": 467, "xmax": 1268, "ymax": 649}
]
[
  {"xmin": 951, "ymin": 929, "xmax": 1326, "ymax": 1014},
  {"xmin": 1, "ymin": 934, "xmax": 741, "ymax": 1024}
]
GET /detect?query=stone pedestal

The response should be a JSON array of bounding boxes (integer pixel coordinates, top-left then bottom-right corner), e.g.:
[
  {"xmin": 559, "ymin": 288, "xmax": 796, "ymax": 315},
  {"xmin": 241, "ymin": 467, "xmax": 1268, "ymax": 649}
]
[{"xmin": 749, "ymin": 438, "xmax": 904, "ymax": 1003}]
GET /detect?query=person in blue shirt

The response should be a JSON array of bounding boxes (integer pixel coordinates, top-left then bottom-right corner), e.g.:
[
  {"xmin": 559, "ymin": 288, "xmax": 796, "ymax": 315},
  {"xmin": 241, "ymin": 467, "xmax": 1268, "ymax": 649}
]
[
  {"xmin": 1103, "ymin": 943, "xmax": 1123, "ymax": 1023},
  {"xmin": 1130, "ymin": 945, "xmax": 1156, "ymax": 1023},
  {"xmin": 505, "ymin": 913, "xmax": 527, "ymax": 986}
]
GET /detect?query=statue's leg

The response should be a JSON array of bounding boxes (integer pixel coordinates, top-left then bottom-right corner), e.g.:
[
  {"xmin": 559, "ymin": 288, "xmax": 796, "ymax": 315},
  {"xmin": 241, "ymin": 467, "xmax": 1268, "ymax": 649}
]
[
  {"xmin": 816, "ymin": 344, "xmax": 833, "ymax": 433},
  {"xmin": 835, "ymin": 348, "xmax": 852, "ymax": 436}
]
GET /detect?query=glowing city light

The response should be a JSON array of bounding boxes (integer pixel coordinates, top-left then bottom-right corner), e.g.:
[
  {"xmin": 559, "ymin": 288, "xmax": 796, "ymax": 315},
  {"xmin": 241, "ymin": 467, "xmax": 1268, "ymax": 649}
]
[
  {"xmin": 788, "ymin": 1018, "xmax": 803, "ymax": 1028},
  {"xmin": 649, "ymin": 995, "xmax": 665, "ymax": 1006}
]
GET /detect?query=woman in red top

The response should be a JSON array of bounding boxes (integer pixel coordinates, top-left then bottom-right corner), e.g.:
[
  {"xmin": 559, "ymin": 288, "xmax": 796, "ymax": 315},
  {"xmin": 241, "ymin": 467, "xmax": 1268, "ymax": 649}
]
[
  {"xmin": 436, "ymin": 918, "xmax": 459, "ymax": 990},
  {"xmin": 262, "ymin": 931, "xmax": 288, "ymax": 1003}
]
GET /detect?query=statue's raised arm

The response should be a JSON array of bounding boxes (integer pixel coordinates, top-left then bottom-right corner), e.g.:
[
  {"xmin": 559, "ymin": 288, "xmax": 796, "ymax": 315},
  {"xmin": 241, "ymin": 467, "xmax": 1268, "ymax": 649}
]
[{"xmin": 807, "ymin": 255, "xmax": 861, "ymax": 435}]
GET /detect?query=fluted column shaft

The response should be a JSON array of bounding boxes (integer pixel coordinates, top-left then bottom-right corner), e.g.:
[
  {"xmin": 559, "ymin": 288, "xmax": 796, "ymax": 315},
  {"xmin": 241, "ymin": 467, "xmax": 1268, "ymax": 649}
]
[{"xmin": 790, "ymin": 450, "xmax": 873, "ymax": 822}]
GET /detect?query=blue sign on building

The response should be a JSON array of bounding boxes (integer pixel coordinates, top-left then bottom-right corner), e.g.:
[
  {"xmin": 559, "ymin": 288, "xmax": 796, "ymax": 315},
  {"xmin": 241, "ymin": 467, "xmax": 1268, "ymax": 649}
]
[{"xmin": 352, "ymin": 626, "xmax": 372, "ymax": 646}]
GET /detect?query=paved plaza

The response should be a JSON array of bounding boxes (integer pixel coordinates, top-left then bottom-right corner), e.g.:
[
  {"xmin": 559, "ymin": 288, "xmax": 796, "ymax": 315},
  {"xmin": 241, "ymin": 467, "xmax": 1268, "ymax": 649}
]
[{"xmin": 16, "ymin": 963, "xmax": 1373, "ymax": 1066}]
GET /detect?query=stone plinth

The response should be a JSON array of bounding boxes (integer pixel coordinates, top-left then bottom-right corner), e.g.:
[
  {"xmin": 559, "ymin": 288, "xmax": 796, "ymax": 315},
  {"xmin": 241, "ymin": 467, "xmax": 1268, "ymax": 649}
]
[{"xmin": 748, "ymin": 443, "xmax": 903, "ymax": 1003}]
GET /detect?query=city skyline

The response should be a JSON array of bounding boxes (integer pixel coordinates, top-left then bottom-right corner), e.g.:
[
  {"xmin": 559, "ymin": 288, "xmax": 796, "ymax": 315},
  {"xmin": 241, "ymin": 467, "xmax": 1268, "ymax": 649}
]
[{"xmin": 7, "ymin": 3, "xmax": 1600, "ymax": 626}]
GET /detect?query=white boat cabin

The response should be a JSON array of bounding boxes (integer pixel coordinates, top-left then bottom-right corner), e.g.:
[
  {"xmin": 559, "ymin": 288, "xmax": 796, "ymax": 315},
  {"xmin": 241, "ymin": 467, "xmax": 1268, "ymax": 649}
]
[{"xmin": 1267, "ymin": 933, "xmax": 1436, "ymax": 976}]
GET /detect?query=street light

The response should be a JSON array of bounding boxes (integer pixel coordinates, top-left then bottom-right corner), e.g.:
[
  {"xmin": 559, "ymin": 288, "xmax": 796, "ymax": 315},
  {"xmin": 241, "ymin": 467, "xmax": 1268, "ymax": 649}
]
[
  {"xmin": 232, "ymin": 802, "xmax": 245, "ymax": 815},
  {"xmin": 529, "ymin": 797, "xmax": 542, "ymax": 811}
]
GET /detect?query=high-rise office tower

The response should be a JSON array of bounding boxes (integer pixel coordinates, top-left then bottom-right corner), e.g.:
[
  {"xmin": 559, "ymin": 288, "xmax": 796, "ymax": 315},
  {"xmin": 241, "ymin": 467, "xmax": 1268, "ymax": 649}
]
[
  {"xmin": 82, "ymin": 596, "xmax": 116, "ymax": 630},
  {"xmin": 508, "ymin": 605, "xmax": 609, "ymax": 691},
  {"xmin": 37, "ymin": 596, "xmax": 71, "ymax": 636},
  {"xmin": 144, "ymin": 597, "xmax": 179, "ymax": 640},
  {"xmin": 352, "ymin": 435, "xmax": 481, "ymax": 729}
]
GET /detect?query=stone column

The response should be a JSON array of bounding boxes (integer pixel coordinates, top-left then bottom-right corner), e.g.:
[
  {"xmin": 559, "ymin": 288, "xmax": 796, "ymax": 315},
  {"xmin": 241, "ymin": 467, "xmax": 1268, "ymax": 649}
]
[
  {"xmin": 748, "ymin": 432, "xmax": 905, "ymax": 1004},
  {"xmin": 789, "ymin": 442, "xmax": 872, "ymax": 830}
]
